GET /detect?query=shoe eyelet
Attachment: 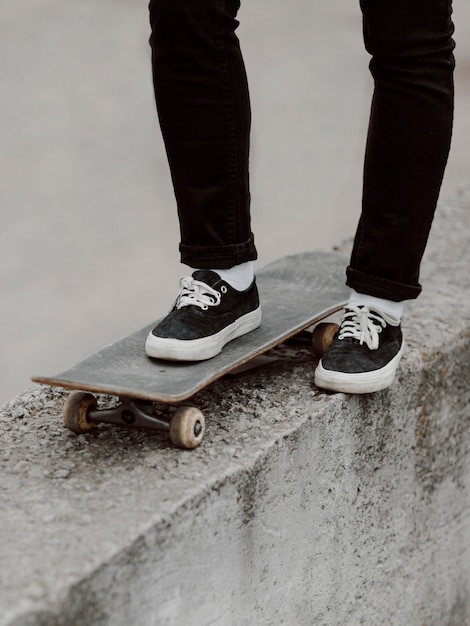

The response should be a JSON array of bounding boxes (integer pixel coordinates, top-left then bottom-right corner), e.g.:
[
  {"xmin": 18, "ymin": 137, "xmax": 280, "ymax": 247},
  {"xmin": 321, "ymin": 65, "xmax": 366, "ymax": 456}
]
[
  {"xmin": 202, "ymin": 305, "xmax": 209, "ymax": 310},
  {"xmin": 220, "ymin": 286, "xmax": 227, "ymax": 294}
]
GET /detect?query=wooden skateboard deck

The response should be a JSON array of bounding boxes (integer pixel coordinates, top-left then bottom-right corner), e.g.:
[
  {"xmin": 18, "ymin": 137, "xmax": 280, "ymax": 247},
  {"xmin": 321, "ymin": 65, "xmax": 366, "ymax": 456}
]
[{"xmin": 32, "ymin": 251, "xmax": 349, "ymax": 448}]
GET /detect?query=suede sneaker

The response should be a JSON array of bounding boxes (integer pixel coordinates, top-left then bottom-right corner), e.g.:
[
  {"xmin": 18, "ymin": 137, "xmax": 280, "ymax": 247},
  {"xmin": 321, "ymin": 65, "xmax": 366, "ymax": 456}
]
[
  {"xmin": 145, "ymin": 270, "xmax": 261, "ymax": 361},
  {"xmin": 314, "ymin": 305, "xmax": 404, "ymax": 394}
]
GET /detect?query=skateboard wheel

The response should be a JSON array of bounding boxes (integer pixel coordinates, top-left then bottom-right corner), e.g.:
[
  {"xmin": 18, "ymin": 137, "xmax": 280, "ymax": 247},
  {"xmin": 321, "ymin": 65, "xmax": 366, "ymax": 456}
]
[
  {"xmin": 169, "ymin": 406, "xmax": 205, "ymax": 449},
  {"xmin": 311, "ymin": 322, "xmax": 339, "ymax": 357},
  {"xmin": 63, "ymin": 391, "xmax": 97, "ymax": 434}
]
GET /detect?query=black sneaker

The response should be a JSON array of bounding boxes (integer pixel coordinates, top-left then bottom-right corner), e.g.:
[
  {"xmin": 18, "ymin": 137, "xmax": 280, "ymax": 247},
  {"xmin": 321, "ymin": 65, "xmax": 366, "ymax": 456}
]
[
  {"xmin": 314, "ymin": 305, "xmax": 404, "ymax": 394},
  {"xmin": 145, "ymin": 270, "xmax": 261, "ymax": 361}
]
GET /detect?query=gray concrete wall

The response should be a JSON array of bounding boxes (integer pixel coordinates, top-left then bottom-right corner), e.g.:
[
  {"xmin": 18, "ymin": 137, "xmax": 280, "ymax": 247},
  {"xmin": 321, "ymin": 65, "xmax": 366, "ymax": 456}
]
[{"xmin": 1, "ymin": 188, "xmax": 470, "ymax": 625}]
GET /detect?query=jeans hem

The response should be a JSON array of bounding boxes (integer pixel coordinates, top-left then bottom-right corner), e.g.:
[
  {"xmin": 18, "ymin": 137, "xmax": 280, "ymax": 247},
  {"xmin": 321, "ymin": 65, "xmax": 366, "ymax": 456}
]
[
  {"xmin": 180, "ymin": 234, "xmax": 257, "ymax": 269},
  {"xmin": 346, "ymin": 266, "xmax": 422, "ymax": 302}
]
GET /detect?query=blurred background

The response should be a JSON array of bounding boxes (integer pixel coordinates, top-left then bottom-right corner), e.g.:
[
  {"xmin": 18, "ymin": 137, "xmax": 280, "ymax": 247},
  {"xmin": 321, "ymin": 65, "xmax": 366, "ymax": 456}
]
[{"xmin": 1, "ymin": 0, "xmax": 469, "ymax": 406}]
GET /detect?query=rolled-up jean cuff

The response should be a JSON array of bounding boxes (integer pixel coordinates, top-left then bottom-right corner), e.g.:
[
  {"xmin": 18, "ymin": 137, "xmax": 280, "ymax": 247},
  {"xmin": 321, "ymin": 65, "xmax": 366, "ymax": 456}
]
[
  {"xmin": 180, "ymin": 234, "xmax": 257, "ymax": 269},
  {"xmin": 346, "ymin": 266, "xmax": 422, "ymax": 302}
]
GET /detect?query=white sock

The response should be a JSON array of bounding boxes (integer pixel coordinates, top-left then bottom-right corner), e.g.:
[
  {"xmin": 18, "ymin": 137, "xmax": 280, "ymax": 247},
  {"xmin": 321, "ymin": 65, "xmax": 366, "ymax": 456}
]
[
  {"xmin": 348, "ymin": 289, "xmax": 404, "ymax": 322},
  {"xmin": 210, "ymin": 261, "xmax": 254, "ymax": 291}
]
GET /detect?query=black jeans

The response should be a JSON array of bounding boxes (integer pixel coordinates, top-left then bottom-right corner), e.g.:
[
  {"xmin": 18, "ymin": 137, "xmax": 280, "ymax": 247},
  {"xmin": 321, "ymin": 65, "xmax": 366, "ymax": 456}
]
[{"xmin": 149, "ymin": 0, "xmax": 455, "ymax": 301}]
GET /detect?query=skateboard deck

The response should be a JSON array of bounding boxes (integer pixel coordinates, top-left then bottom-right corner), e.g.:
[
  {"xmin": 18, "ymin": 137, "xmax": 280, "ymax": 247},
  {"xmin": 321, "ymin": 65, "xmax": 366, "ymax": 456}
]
[{"xmin": 32, "ymin": 251, "xmax": 349, "ymax": 448}]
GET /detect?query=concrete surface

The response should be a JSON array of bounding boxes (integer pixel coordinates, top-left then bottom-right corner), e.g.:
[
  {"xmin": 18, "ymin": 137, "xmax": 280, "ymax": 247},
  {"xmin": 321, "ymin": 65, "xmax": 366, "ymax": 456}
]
[
  {"xmin": 1, "ymin": 186, "xmax": 469, "ymax": 625},
  {"xmin": 1, "ymin": 0, "xmax": 470, "ymax": 406}
]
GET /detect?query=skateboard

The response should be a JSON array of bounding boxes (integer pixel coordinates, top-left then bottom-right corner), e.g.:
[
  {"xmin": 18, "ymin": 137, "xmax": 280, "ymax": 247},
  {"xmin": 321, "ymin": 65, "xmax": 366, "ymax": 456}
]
[{"xmin": 32, "ymin": 252, "xmax": 349, "ymax": 449}]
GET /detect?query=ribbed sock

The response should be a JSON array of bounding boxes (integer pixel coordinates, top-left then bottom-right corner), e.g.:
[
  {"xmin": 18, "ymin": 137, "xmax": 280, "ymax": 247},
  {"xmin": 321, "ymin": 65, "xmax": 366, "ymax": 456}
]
[
  {"xmin": 348, "ymin": 289, "xmax": 404, "ymax": 322},
  {"xmin": 213, "ymin": 262, "xmax": 254, "ymax": 291},
  {"xmin": 192, "ymin": 261, "xmax": 254, "ymax": 291}
]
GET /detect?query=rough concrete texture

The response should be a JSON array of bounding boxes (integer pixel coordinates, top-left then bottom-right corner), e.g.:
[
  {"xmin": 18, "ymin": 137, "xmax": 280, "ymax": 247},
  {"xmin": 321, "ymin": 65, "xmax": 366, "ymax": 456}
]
[{"xmin": 1, "ymin": 188, "xmax": 470, "ymax": 625}]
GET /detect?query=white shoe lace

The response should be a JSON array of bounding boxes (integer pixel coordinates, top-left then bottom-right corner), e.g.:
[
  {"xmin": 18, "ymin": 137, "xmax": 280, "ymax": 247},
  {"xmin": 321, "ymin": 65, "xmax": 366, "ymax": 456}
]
[
  {"xmin": 175, "ymin": 277, "xmax": 224, "ymax": 311},
  {"xmin": 338, "ymin": 306, "xmax": 399, "ymax": 351}
]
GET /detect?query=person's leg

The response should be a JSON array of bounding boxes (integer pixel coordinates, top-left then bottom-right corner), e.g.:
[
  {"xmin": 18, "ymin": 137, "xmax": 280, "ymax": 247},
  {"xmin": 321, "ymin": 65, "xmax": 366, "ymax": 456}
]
[
  {"xmin": 146, "ymin": 0, "xmax": 260, "ymax": 361},
  {"xmin": 348, "ymin": 0, "xmax": 455, "ymax": 300},
  {"xmin": 148, "ymin": 0, "xmax": 257, "ymax": 269},
  {"xmin": 315, "ymin": 0, "xmax": 455, "ymax": 393}
]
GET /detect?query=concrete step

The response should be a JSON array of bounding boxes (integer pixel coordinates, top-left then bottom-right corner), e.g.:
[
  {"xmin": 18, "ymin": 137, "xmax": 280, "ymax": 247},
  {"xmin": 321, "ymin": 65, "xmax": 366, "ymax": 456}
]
[{"xmin": 1, "ymin": 187, "xmax": 470, "ymax": 626}]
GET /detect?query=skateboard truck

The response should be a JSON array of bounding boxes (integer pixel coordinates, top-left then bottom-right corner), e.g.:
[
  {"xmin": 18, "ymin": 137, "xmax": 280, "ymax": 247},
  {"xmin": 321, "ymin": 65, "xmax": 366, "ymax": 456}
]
[{"xmin": 63, "ymin": 391, "xmax": 205, "ymax": 449}]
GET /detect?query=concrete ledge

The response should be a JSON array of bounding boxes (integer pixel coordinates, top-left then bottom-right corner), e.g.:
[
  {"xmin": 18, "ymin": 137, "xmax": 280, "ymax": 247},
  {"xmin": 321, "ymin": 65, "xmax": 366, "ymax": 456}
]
[{"xmin": 1, "ymin": 187, "xmax": 470, "ymax": 626}]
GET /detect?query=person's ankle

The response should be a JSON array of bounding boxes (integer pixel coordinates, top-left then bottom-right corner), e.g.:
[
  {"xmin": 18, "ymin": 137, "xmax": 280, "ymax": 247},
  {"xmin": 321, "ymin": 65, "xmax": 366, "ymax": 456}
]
[
  {"xmin": 192, "ymin": 261, "xmax": 254, "ymax": 292},
  {"xmin": 348, "ymin": 289, "xmax": 404, "ymax": 322}
]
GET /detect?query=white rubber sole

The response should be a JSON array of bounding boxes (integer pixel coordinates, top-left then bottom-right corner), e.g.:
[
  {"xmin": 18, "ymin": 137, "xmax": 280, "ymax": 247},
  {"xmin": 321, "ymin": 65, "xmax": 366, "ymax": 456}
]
[
  {"xmin": 314, "ymin": 341, "xmax": 405, "ymax": 394},
  {"xmin": 145, "ymin": 307, "xmax": 262, "ymax": 361}
]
